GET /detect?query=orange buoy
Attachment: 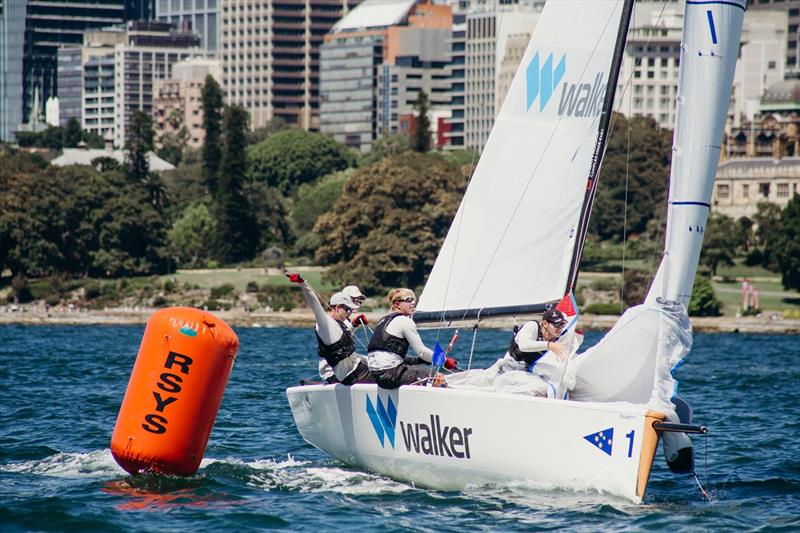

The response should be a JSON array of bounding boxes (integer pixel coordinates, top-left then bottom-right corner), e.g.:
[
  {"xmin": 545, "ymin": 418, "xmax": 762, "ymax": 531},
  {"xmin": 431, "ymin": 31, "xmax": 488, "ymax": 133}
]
[{"xmin": 110, "ymin": 307, "xmax": 239, "ymax": 476}]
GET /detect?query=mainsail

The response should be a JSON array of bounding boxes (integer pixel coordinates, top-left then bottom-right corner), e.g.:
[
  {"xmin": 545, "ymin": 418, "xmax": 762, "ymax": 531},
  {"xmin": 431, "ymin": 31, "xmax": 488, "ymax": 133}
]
[{"xmin": 415, "ymin": 0, "xmax": 632, "ymax": 323}]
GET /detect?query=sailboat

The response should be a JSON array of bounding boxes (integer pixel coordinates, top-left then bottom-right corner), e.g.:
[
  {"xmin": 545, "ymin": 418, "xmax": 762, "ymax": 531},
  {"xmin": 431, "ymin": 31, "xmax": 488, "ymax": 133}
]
[{"xmin": 287, "ymin": 0, "xmax": 745, "ymax": 503}]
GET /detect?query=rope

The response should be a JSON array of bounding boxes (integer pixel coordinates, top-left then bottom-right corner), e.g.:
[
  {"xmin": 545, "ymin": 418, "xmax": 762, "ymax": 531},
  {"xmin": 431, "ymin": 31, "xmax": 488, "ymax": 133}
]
[{"xmin": 467, "ymin": 323, "xmax": 479, "ymax": 370}]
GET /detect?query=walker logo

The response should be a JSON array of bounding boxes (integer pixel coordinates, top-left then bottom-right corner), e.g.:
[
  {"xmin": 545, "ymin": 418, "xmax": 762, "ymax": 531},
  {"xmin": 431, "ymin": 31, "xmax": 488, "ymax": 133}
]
[
  {"xmin": 526, "ymin": 52, "xmax": 566, "ymax": 111},
  {"xmin": 526, "ymin": 50, "xmax": 608, "ymax": 117},
  {"xmin": 366, "ymin": 395, "xmax": 397, "ymax": 448},
  {"xmin": 583, "ymin": 427, "xmax": 614, "ymax": 456}
]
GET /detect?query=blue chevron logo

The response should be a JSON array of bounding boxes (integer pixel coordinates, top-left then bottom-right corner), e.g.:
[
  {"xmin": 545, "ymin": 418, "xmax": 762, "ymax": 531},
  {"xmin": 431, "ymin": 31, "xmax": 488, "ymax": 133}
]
[
  {"xmin": 366, "ymin": 394, "xmax": 397, "ymax": 448},
  {"xmin": 526, "ymin": 51, "xmax": 566, "ymax": 111}
]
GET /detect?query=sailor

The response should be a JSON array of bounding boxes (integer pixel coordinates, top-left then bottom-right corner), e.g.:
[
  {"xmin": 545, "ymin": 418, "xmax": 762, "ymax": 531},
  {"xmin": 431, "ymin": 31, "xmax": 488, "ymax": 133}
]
[
  {"xmin": 506, "ymin": 309, "xmax": 569, "ymax": 368},
  {"xmin": 367, "ymin": 288, "xmax": 455, "ymax": 389},
  {"xmin": 287, "ymin": 273, "xmax": 374, "ymax": 384}
]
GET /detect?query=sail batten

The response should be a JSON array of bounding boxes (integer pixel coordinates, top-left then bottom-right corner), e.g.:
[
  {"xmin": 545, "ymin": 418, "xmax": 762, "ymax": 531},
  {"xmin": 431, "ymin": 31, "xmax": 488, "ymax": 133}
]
[{"xmin": 416, "ymin": 0, "xmax": 630, "ymax": 323}]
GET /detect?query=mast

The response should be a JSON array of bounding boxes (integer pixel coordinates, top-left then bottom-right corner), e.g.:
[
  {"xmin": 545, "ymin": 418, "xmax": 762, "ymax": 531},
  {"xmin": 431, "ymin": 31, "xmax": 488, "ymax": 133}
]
[{"xmin": 565, "ymin": 0, "xmax": 635, "ymax": 294}]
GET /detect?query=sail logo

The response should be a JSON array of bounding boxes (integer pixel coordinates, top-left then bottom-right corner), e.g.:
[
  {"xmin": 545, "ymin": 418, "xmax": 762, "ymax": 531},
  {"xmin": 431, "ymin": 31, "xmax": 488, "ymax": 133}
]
[
  {"xmin": 583, "ymin": 427, "xmax": 614, "ymax": 456},
  {"xmin": 366, "ymin": 394, "xmax": 397, "ymax": 448},
  {"xmin": 526, "ymin": 51, "xmax": 566, "ymax": 111}
]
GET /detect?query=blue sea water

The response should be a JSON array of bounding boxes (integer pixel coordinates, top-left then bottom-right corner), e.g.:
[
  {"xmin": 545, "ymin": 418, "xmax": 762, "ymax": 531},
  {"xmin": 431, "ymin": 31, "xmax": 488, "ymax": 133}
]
[{"xmin": 1, "ymin": 324, "xmax": 799, "ymax": 531}]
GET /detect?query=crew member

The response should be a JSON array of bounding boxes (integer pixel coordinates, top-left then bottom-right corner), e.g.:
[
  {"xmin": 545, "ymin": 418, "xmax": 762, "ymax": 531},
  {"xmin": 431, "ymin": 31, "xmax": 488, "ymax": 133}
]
[
  {"xmin": 367, "ymin": 288, "xmax": 455, "ymax": 388},
  {"xmin": 507, "ymin": 309, "xmax": 569, "ymax": 369},
  {"xmin": 288, "ymin": 273, "xmax": 373, "ymax": 384}
]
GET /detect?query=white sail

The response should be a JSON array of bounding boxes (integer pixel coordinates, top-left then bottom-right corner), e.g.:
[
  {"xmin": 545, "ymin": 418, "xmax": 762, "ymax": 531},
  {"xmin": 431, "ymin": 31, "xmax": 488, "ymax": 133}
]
[
  {"xmin": 573, "ymin": 0, "xmax": 745, "ymax": 420},
  {"xmin": 647, "ymin": 0, "xmax": 746, "ymax": 305},
  {"xmin": 417, "ymin": 0, "xmax": 627, "ymax": 319}
]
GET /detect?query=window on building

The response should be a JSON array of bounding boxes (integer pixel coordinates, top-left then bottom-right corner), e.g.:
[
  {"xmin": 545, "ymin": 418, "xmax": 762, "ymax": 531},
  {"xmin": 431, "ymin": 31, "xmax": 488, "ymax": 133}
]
[
  {"xmin": 717, "ymin": 184, "xmax": 730, "ymax": 200},
  {"xmin": 742, "ymin": 183, "xmax": 749, "ymax": 198},
  {"xmin": 777, "ymin": 183, "xmax": 789, "ymax": 198},
  {"xmin": 759, "ymin": 183, "xmax": 770, "ymax": 198}
]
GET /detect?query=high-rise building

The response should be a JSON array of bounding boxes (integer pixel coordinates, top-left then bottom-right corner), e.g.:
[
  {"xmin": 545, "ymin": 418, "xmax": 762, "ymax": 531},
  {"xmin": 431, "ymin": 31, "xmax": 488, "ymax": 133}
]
[
  {"xmin": 463, "ymin": 6, "xmax": 541, "ymax": 151},
  {"xmin": 155, "ymin": 0, "xmax": 219, "ymax": 54},
  {"xmin": 747, "ymin": 0, "xmax": 800, "ymax": 70},
  {"xmin": 615, "ymin": 2, "xmax": 788, "ymax": 131},
  {"xmin": 57, "ymin": 46, "xmax": 84, "ymax": 126},
  {"xmin": 443, "ymin": 12, "xmax": 466, "ymax": 149},
  {"xmin": 113, "ymin": 21, "xmax": 202, "ymax": 146},
  {"xmin": 81, "ymin": 28, "xmax": 126, "ymax": 141},
  {"xmin": 21, "ymin": 0, "xmax": 127, "ymax": 126},
  {"xmin": 0, "ymin": 0, "xmax": 26, "ymax": 140},
  {"xmin": 221, "ymin": 0, "xmax": 361, "ymax": 131},
  {"xmin": 153, "ymin": 57, "xmax": 222, "ymax": 147},
  {"xmin": 376, "ymin": 5, "xmax": 453, "ymax": 139}
]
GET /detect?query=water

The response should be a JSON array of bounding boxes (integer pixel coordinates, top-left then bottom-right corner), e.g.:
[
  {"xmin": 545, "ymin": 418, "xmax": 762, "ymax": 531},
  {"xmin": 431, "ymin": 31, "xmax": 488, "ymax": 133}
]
[{"xmin": 1, "ymin": 324, "xmax": 798, "ymax": 531}]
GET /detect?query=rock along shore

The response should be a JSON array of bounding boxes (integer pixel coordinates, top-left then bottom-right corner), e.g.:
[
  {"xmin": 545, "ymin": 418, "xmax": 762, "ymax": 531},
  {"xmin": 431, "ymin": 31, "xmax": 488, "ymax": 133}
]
[{"xmin": 0, "ymin": 307, "xmax": 798, "ymax": 334}]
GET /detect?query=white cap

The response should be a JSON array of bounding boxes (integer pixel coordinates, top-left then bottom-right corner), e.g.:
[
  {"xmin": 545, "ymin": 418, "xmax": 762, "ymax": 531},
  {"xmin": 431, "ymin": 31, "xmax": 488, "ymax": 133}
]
[
  {"xmin": 329, "ymin": 292, "xmax": 356, "ymax": 308},
  {"xmin": 342, "ymin": 285, "xmax": 365, "ymax": 300}
]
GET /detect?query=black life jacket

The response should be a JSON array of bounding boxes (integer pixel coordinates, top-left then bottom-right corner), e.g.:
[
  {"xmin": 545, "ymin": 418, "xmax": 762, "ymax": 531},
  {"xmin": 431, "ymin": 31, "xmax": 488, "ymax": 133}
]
[
  {"xmin": 367, "ymin": 312, "xmax": 409, "ymax": 357},
  {"xmin": 508, "ymin": 321, "xmax": 546, "ymax": 367},
  {"xmin": 317, "ymin": 320, "xmax": 355, "ymax": 367}
]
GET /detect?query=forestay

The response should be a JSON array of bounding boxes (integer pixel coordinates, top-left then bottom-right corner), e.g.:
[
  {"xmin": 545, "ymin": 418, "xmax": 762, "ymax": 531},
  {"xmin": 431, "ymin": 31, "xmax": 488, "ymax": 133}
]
[{"xmin": 416, "ymin": 0, "xmax": 627, "ymax": 322}]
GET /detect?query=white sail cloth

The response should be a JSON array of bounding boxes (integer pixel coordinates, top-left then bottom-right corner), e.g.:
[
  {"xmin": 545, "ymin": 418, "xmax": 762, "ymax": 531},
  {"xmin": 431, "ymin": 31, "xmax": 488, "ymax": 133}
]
[{"xmin": 445, "ymin": 329, "xmax": 583, "ymax": 398}]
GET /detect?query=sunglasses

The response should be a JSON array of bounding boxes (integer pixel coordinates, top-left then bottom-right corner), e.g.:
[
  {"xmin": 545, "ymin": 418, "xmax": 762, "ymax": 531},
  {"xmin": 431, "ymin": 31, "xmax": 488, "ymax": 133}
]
[
  {"xmin": 338, "ymin": 305, "xmax": 353, "ymax": 314},
  {"xmin": 395, "ymin": 297, "xmax": 416, "ymax": 304}
]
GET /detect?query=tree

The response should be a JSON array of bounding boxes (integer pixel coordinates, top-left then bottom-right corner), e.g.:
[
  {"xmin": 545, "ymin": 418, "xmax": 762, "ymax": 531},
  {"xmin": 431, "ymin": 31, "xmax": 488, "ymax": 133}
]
[
  {"xmin": 125, "ymin": 110, "xmax": 154, "ymax": 183},
  {"xmin": 700, "ymin": 213, "xmax": 738, "ymax": 276},
  {"xmin": 360, "ymin": 133, "xmax": 412, "ymax": 166},
  {"xmin": 291, "ymin": 170, "xmax": 350, "ymax": 257},
  {"xmin": 749, "ymin": 201, "xmax": 782, "ymax": 270},
  {"xmin": 157, "ymin": 109, "xmax": 189, "ymax": 166},
  {"xmin": 773, "ymin": 194, "xmax": 800, "ymax": 290},
  {"xmin": 412, "ymin": 90, "xmax": 431, "ymax": 153},
  {"xmin": 63, "ymin": 117, "xmax": 82, "ymax": 148},
  {"xmin": 590, "ymin": 114, "xmax": 672, "ymax": 240},
  {"xmin": 214, "ymin": 106, "xmax": 259, "ymax": 263},
  {"xmin": 688, "ymin": 274, "xmax": 721, "ymax": 316},
  {"xmin": 245, "ymin": 117, "xmax": 288, "ymax": 145},
  {"xmin": 246, "ymin": 180, "xmax": 293, "ymax": 251},
  {"xmin": 247, "ymin": 129, "xmax": 356, "ymax": 194},
  {"xmin": 201, "ymin": 75, "xmax": 224, "ymax": 196},
  {"xmin": 168, "ymin": 202, "xmax": 217, "ymax": 267},
  {"xmin": 621, "ymin": 269, "xmax": 652, "ymax": 307},
  {"xmin": 314, "ymin": 153, "xmax": 467, "ymax": 291}
]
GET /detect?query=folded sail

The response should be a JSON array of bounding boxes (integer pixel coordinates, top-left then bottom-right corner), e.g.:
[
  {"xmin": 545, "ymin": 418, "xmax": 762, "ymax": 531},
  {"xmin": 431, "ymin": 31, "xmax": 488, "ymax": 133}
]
[
  {"xmin": 647, "ymin": 0, "xmax": 746, "ymax": 305},
  {"xmin": 416, "ymin": 0, "xmax": 628, "ymax": 323}
]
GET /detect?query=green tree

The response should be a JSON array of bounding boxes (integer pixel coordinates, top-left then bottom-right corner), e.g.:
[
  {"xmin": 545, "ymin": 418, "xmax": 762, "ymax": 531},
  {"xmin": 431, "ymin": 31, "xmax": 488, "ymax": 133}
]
[
  {"xmin": 125, "ymin": 110, "xmax": 154, "ymax": 183},
  {"xmin": 215, "ymin": 106, "xmax": 259, "ymax": 263},
  {"xmin": 622, "ymin": 268, "xmax": 652, "ymax": 307},
  {"xmin": 246, "ymin": 181, "xmax": 293, "ymax": 251},
  {"xmin": 63, "ymin": 117, "xmax": 82, "ymax": 148},
  {"xmin": 749, "ymin": 201, "xmax": 782, "ymax": 269},
  {"xmin": 591, "ymin": 114, "xmax": 672, "ymax": 240},
  {"xmin": 245, "ymin": 117, "xmax": 288, "ymax": 145},
  {"xmin": 247, "ymin": 129, "xmax": 356, "ymax": 194},
  {"xmin": 201, "ymin": 75, "xmax": 224, "ymax": 196},
  {"xmin": 688, "ymin": 274, "xmax": 721, "ymax": 316},
  {"xmin": 291, "ymin": 170, "xmax": 350, "ymax": 257},
  {"xmin": 157, "ymin": 109, "xmax": 189, "ymax": 166},
  {"xmin": 412, "ymin": 90, "xmax": 431, "ymax": 153},
  {"xmin": 773, "ymin": 194, "xmax": 800, "ymax": 290},
  {"xmin": 168, "ymin": 201, "xmax": 217, "ymax": 267},
  {"xmin": 360, "ymin": 133, "xmax": 412, "ymax": 166},
  {"xmin": 700, "ymin": 213, "xmax": 738, "ymax": 276},
  {"xmin": 315, "ymin": 153, "xmax": 467, "ymax": 291}
]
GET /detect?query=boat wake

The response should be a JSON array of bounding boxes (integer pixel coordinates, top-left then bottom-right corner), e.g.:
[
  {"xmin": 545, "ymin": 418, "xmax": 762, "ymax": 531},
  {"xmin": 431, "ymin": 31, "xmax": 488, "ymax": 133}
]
[{"xmin": 0, "ymin": 449, "xmax": 124, "ymax": 478}]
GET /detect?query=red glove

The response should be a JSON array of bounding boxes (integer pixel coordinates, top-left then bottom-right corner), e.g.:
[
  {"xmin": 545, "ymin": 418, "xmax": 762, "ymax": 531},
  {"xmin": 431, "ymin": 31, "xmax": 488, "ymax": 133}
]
[
  {"xmin": 444, "ymin": 357, "xmax": 458, "ymax": 370},
  {"xmin": 287, "ymin": 273, "xmax": 304, "ymax": 283},
  {"xmin": 352, "ymin": 314, "xmax": 368, "ymax": 328}
]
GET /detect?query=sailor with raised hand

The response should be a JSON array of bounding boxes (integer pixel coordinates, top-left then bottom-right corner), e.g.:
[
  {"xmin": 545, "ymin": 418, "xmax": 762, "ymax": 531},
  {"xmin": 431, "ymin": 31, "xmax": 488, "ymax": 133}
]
[
  {"xmin": 367, "ymin": 288, "xmax": 456, "ymax": 389},
  {"xmin": 507, "ymin": 308, "xmax": 569, "ymax": 368},
  {"xmin": 287, "ymin": 273, "xmax": 374, "ymax": 384}
]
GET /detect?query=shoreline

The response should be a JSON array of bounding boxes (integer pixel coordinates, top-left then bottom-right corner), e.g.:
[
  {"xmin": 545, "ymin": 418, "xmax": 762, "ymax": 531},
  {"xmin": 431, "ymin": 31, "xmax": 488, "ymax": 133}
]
[{"xmin": 1, "ymin": 308, "xmax": 798, "ymax": 334}]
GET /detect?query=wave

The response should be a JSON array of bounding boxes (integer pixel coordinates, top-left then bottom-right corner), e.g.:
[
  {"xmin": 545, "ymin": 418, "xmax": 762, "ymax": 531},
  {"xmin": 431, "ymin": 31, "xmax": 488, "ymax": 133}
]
[{"xmin": 0, "ymin": 449, "xmax": 124, "ymax": 478}]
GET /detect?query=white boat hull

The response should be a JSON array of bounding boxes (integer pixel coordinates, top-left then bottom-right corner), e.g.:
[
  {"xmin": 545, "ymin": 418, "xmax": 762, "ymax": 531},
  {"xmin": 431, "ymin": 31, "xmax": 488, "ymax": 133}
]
[{"xmin": 286, "ymin": 384, "xmax": 663, "ymax": 503}]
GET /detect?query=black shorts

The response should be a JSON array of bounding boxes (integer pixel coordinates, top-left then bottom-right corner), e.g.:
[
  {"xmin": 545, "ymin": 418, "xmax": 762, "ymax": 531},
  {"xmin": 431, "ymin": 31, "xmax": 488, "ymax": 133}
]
[
  {"xmin": 372, "ymin": 363, "xmax": 432, "ymax": 389},
  {"xmin": 341, "ymin": 360, "xmax": 375, "ymax": 385}
]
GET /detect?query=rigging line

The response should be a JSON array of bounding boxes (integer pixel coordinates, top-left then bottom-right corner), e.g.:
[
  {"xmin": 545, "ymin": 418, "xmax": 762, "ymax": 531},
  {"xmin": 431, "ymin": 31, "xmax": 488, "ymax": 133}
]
[
  {"xmin": 457, "ymin": 6, "xmax": 622, "ymax": 321},
  {"xmin": 621, "ymin": 68, "xmax": 632, "ymax": 310},
  {"xmin": 467, "ymin": 322, "xmax": 479, "ymax": 370}
]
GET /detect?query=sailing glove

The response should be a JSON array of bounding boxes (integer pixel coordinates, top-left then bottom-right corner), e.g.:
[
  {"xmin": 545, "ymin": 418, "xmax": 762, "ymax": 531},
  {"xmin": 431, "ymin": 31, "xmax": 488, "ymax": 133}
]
[
  {"xmin": 287, "ymin": 273, "xmax": 304, "ymax": 283},
  {"xmin": 444, "ymin": 357, "xmax": 458, "ymax": 370},
  {"xmin": 352, "ymin": 314, "xmax": 368, "ymax": 328}
]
